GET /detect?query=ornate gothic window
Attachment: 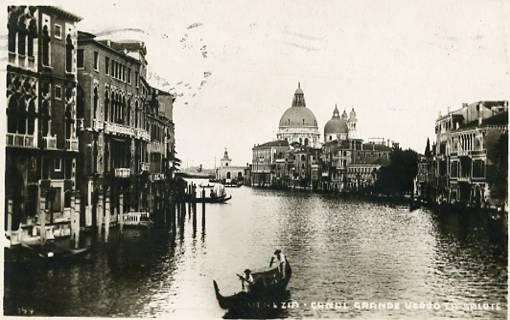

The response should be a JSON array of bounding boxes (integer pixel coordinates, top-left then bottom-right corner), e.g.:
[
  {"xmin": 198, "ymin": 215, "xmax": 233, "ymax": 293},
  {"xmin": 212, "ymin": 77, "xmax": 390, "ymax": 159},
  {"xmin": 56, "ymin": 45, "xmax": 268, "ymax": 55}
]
[
  {"xmin": 8, "ymin": 19, "xmax": 16, "ymax": 53},
  {"xmin": 104, "ymin": 91, "xmax": 109, "ymax": 122},
  {"xmin": 27, "ymin": 99, "xmax": 36, "ymax": 134},
  {"xmin": 8, "ymin": 96, "xmax": 18, "ymax": 133},
  {"xmin": 18, "ymin": 22, "xmax": 26, "ymax": 56},
  {"xmin": 27, "ymin": 20, "xmax": 36, "ymax": 57},
  {"xmin": 41, "ymin": 100, "xmax": 50, "ymax": 136}
]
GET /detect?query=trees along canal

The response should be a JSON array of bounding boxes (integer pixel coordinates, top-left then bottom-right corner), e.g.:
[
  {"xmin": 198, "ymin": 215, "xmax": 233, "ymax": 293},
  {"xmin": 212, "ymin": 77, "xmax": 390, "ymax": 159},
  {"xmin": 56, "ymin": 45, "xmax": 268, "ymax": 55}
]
[{"xmin": 375, "ymin": 144, "xmax": 418, "ymax": 196}]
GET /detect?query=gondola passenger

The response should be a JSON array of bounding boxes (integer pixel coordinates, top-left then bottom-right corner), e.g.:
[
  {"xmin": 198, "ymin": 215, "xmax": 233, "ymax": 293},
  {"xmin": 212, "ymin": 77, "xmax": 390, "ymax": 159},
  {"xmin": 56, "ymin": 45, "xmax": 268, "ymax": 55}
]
[{"xmin": 269, "ymin": 249, "xmax": 286, "ymax": 278}]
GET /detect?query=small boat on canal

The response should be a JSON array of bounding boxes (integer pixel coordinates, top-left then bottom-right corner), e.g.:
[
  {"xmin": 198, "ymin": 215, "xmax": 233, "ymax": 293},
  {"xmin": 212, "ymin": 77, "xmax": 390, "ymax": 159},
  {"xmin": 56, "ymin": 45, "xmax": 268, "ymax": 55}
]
[
  {"xmin": 191, "ymin": 194, "xmax": 232, "ymax": 203},
  {"xmin": 18, "ymin": 242, "xmax": 91, "ymax": 262},
  {"xmin": 213, "ymin": 258, "xmax": 292, "ymax": 313}
]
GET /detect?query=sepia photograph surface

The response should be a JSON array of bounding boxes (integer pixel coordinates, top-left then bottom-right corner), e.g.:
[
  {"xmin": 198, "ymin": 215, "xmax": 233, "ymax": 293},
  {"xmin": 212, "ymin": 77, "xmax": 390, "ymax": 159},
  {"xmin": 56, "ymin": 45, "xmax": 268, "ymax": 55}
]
[{"xmin": 2, "ymin": 0, "xmax": 509, "ymax": 319}]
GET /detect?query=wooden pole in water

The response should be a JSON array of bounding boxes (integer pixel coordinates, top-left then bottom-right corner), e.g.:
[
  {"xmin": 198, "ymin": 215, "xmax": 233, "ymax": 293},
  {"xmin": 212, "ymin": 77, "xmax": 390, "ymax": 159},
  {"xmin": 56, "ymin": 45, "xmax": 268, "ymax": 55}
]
[
  {"xmin": 74, "ymin": 194, "xmax": 81, "ymax": 248},
  {"xmin": 119, "ymin": 193, "xmax": 124, "ymax": 233},
  {"xmin": 40, "ymin": 196, "xmax": 47, "ymax": 244},
  {"xmin": 201, "ymin": 188, "xmax": 206, "ymax": 236},
  {"xmin": 70, "ymin": 192, "xmax": 76, "ymax": 243},
  {"xmin": 7, "ymin": 199, "xmax": 13, "ymax": 241},
  {"xmin": 97, "ymin": 193, "xmax": 103, "ymax": 236},
  {"xmin": 105, "ymin": 195, "xmax": 110, "ymax": 242}
]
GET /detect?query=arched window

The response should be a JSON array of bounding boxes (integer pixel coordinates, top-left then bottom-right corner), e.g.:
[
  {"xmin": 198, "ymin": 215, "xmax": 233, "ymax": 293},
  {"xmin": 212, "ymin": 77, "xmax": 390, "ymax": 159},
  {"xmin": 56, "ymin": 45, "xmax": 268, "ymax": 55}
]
[
  {"xmin": 42, "ymin": 25, "xmax": 50, "ymax": 66},
  {"xmin": 122, "ymin": 96, "xmax": 126, "ymax": 124},
  {"xmin": 135, "ymin": 101, "xmax": 139, "ymax": 127},
  {"xmin": 126, "ymin": 99, "xmax": 131, "ymax": 126},
  {"xmin": 17, "ymin": 98, "xmax": 27, "ymax": 134},
  {"xmin": 8, "ymin": 18, "xmax": 16, "ymax": 53},
  {"xmin": 27, "ymin": 20, "xmax": 36, "ymax": 57},
  {"xmin": 104, "ymin": 91, "xmax": 109, "ymax": 121},
  {"xmin": 17, "ymin": 21, "xmax": 26, "ymax": 56},
  {"xmin": 65, "ymin": 104, "xmax": 72, "ymax": 139},
  {"xmin": 77, "ymin": 87, "xmax": 85, "ymax": 119},
  {"xmin": 41, "ymin": 101, "xmax": 50, "ymax": 136},
  {"xmin": 92, "ymin": 87, "xmax": 97, "ymax": 118},
  {"xmin": 7, "ymin": 96, "xmax": 18, "ymax": 133},
  {"xmin": 27, "ymin": 99, "xmax": 36, "ymax": 134},
  {"xmin": 65, "ymin": 34, "xmax": 74, "ymax": 73},
  {"xmin": 304, "ymin": 138, "xmax": 309, "ymax": 146}
]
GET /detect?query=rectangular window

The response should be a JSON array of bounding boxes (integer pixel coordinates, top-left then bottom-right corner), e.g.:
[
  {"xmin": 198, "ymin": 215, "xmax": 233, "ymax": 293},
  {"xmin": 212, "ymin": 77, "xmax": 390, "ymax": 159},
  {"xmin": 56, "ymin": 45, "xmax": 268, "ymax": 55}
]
[
  {"xmin": 93, "ymin": 51, "xmax": 99, "ymax": 70},
  {"xmin": 54, "ymin": 159, "xmax": 62, "ymax": 172},
  {"xmin": 127, "ymin": 68, "xmax": 131, "ymax": 83},
  {"xmin": 55, "ymin": 85, "xmax": 62, "ymax": 100},
  {"xmin": 111, "ymin": 61, "xmax": 115, "ymax": 77},
  {"xmin": 77, "ymin": 49, "xmax": 84, "ymax": 68},
  {"xmin": 105, "ymin": 57, "xmax": 109, "ymax": 75},
  {"xmin": 51, "ymin": 187, "xmax": 62, "ymax": 212},
  {"xmin": 54, "ymin": 24, "xmax": 62, "ymax": 39},
  {"xmin": 135, "ymin": 71, "xmax": 139, "ymax": 87}
]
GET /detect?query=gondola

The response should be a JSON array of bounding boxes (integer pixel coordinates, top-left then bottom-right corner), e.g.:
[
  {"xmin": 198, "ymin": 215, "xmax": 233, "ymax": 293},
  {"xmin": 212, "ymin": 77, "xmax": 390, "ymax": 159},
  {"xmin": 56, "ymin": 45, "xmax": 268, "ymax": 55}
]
[
  {"xmin": 21, "ymin": 242, "xmax": 91, "ymax": 262},
  {"xmin": 213, "ymin": 259, "xmax": 292, "ymax": 313},
  {"xmin": 189, "ymin": 195, "xmax": 232, "ymax": 203}
]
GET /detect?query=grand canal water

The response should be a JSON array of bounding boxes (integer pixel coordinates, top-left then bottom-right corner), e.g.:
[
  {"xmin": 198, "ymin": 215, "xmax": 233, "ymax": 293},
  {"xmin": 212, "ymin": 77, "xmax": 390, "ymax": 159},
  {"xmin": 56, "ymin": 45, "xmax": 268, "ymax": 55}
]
[{"xmin": 4, "ymin": 183, "xmax": 508, "ymax": 319}]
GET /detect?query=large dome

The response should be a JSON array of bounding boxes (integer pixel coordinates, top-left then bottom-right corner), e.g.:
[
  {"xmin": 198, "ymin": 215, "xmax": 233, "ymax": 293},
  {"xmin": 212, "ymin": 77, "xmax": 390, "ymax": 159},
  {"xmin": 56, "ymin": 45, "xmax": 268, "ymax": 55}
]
[
  {"xmin": 278, "ymin": 83, "xmax": 318, "ymax": 128},
  {"xmin": 324, "ymin": 105, "xmax": 348, "ymax": 136},
  {"xmin": 279, "ymin": 107, "xmax": 318, "ymax": 128}
]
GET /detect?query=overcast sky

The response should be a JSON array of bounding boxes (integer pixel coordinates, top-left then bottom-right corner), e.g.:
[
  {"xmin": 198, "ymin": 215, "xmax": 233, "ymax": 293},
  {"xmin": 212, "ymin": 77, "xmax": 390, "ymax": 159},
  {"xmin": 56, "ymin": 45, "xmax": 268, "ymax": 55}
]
[{"xmin": 15, "ymin": 0, "xmax": 510, "ymax": 168}]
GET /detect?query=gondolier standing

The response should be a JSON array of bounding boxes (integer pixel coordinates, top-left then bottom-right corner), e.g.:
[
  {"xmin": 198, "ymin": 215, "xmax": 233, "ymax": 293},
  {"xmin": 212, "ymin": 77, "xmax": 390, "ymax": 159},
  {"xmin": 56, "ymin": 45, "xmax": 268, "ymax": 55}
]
[
  {"xmin": 269, "ymin": 249, "xmax": 286, "ymax": 278},
  {"xmin": 239, "ymin": 269, "xmax": 254, "ymax": 293}
]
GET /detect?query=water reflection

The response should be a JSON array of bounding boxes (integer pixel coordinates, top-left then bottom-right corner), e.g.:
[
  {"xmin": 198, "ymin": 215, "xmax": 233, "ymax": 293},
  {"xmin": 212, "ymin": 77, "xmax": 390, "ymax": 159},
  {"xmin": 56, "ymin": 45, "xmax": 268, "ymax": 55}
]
[{"xmin": 4, "ymin": 184, "xmax": 507, "ymax": 319}]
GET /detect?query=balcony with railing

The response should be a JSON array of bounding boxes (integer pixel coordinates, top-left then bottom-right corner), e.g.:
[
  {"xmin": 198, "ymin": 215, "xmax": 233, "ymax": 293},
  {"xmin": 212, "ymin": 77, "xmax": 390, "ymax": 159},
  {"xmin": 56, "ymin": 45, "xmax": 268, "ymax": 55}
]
[
  {"xmin": 104, "ymin": 122, "xmax": 135, "ymax": 137},
  {"xmin": 114, "ymin": 168, "xmax": 131, "ymax": 178},
  {"xmin": 93, "ymin": 119, "xmax": 104, "ymax": 131},
  {"xmin": 6, "ymin": 133, "xmax": 36, "ymax": 148},
  {"xmin": 66, "ymin": 138, "xmax": 79, "ymax": 151},
  {"xmin": 43, "ymin": 135, "xmax": 57, "ymax": 149},
  {"xmin": 136, "ymin": 128, "xmax": 151, "ymax": 141},
  {"xmin": 140, "ymin": 162, "xmax": 150, "ymax": 172}
]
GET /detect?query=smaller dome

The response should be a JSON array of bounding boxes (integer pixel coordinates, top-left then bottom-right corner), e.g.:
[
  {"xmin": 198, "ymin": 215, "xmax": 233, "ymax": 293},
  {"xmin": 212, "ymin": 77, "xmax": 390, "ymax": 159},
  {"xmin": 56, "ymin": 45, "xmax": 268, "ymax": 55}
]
[{"xmin": 325, "ymin": 105, "xmax": 349, "ymax": 136}]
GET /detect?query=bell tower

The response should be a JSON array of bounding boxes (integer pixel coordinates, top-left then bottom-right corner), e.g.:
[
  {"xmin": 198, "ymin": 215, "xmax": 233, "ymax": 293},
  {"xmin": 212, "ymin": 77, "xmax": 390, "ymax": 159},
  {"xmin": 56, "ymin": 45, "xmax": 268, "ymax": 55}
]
[
  {"xmin": 220, "ymin": 148, "xmax": 232, "ymax": 167},
  {"xmin": 348, "ymin": 108, "xmax": 357, "ymax": 139}
]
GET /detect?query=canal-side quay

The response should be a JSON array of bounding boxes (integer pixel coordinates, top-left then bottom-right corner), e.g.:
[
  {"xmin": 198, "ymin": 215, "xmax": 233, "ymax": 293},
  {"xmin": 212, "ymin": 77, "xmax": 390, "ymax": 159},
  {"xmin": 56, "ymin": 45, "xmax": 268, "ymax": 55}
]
[{"xmin": 4, "ymin": 185, "xmax": 507, "ymax": 318}]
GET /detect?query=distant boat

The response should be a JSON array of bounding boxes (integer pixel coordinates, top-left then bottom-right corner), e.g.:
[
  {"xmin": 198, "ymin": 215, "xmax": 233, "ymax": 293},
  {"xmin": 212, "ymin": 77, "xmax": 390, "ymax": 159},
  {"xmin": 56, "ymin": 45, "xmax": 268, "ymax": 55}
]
[
  {"xmin": 213, "ymin": 259, "xmax": 292, "ymax": 313},
  {"xmin": 190, "ymin": 194, "xmax": 232, "ymax": 203},
  {"xmin": 224, "ymin": 182, "xmax": 242, "ymax": 188}
]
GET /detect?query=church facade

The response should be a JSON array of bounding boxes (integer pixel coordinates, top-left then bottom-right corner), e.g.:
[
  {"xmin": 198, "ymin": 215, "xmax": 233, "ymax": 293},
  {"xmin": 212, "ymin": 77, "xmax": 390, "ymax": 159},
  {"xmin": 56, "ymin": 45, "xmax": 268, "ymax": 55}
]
[{"xmin": 252, "ymin": 82, "xmax": 392, "ymax": 191}]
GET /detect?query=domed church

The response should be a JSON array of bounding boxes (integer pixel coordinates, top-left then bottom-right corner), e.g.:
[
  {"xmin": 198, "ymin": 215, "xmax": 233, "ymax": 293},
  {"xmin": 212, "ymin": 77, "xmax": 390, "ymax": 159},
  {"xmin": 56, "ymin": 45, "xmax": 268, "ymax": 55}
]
[
  {"xmin": 276, "ymin": 83, "xmax": 321, "ymax": 148},
  {"xmin": 324, "ymin": 105, "xmax": 357, "ymax": 142}
]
